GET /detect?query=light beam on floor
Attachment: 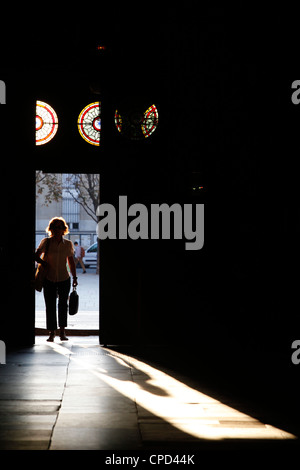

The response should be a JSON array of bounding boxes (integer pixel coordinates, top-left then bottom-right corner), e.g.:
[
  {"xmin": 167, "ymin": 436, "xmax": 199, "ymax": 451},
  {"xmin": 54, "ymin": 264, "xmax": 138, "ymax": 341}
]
[{"xmin": 47, "ymin": 341, "xmax": 297, "ymax": 441}]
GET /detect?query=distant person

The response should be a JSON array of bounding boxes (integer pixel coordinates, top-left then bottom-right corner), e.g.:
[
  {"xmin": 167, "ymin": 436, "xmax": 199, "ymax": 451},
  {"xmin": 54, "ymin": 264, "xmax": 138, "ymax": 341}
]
[
  {"xmin": 74, "ymin": 241, "xmax": 86, "ymax": 273},
  {"xmin": 35, "ymin": 217, "xmax": 78, "ymax": 342}
]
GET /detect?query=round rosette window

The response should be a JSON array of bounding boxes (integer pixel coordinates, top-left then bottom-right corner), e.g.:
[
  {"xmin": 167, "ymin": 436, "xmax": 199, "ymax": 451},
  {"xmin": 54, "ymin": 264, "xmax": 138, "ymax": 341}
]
[
  {"xmin": 115, "ymin": 104, "xmax": 158, "ymax": 140},
  {"xmin": 141, "ymin": 104, "xmax": 159, "ymax": 138},
  {"xmin": 77, "ymin": 102, "xmax": 101, "ymax": 146},
  {"xmin": 36, "ymin": 101, "xmax": 58, "ymax": 146}
]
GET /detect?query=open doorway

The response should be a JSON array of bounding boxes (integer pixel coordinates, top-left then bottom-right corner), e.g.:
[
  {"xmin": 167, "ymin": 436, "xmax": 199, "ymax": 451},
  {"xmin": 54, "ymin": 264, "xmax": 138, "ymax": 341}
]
[{"xmin": 35, "ymin": 171, "xmax": 100, "ymax": 335}]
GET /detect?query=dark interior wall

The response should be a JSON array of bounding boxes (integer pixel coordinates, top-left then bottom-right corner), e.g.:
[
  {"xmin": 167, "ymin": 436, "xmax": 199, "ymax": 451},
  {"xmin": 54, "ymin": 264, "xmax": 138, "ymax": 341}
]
[
  {"xmin": 0, "ymin": 77, "xmax": 36, "ymax": 346},
  {"xmin": 0, "ymin": 6, "xmax": 296, "ymax": 359}
]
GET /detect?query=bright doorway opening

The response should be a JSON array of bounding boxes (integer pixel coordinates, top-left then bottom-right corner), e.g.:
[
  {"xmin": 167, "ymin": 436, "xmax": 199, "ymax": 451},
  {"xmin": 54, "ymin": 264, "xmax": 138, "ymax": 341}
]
[{"xmin": 35, "ymin": 172, "xmax": 100, "ymax": 335}]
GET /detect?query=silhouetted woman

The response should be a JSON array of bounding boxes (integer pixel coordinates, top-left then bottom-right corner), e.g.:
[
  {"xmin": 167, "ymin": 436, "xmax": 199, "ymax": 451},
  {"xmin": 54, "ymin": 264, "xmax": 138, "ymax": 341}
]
[{"xmin": 35, "ymin": 217, "xmax": 78, "ymax": 342}]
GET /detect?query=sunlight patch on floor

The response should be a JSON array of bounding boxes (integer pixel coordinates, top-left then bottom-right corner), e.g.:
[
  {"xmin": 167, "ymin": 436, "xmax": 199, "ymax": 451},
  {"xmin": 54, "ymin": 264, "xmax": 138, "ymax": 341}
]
[{"xmin": 47, "ymin": 340, "xmax": 296, "ymax": 441}]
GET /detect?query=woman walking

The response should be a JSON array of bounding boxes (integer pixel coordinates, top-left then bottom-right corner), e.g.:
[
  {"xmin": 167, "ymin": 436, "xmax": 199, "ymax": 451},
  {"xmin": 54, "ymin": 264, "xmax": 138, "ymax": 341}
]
[{"xmin": 35, "ymin": 217, "xmax": 78, "ymax": 342}]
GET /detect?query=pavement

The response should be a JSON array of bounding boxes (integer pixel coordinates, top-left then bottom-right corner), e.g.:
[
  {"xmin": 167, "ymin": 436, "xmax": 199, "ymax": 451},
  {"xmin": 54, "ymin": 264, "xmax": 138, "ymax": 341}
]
[
  {"xmin": 35, "ymin": 269, "xmax": 99, "ymax": 334},
  {"xmin": 0, "ymin": 336, "xmax": 299, "ymax": 454}
]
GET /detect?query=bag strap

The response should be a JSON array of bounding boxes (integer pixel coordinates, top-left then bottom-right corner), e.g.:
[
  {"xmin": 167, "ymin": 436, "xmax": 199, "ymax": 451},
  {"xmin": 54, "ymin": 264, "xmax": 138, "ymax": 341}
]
[
  {"xmin": 42, "ymin": 237, "xmax": 50, "ymax": 260},
  {"xmin": 45, "ymin": 237, "xmax": 50, "ymax": 254}
]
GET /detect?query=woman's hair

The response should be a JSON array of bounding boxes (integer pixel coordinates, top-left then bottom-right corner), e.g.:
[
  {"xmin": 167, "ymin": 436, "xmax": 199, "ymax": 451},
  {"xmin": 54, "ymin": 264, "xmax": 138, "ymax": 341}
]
[{"xmin": 46, "ymin": 217, "xmax": 69, "ymax": 236}]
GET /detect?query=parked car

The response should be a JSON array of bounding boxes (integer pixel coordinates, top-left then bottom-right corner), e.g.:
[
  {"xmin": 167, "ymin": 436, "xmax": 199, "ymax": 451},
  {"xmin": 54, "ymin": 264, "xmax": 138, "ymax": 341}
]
[{"xmin": 82, "ymin": 242, "xmax": 98, "ymax": 268}]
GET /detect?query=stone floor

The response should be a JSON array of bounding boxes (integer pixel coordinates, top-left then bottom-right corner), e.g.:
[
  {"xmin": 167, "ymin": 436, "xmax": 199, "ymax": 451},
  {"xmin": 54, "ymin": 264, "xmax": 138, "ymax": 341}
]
[{"xmin": 0, "ymin": 336, "xmax": 299, "ymax": 456}]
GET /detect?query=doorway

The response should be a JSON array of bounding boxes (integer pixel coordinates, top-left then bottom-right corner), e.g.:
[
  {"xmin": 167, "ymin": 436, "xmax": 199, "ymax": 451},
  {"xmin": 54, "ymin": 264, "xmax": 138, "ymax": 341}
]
[{"xmin": 35, "ymin": 171, "xmax": 100, "ymax": 335}]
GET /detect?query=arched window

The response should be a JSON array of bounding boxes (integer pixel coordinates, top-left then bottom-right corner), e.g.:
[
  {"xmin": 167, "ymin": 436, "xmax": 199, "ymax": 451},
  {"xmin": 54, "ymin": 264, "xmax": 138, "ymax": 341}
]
[
  {"xmin": 36, "ymin": 101, "xmax": 58, "ymax": 146},
  {"xmin": 77, "ymin": 102, "xmax": 101, "ymax": 146},
  {"xmin": 141, "ymin": 104, "xmax": 159, "ymax": 138},
  {"xmin": 114, "ymin": 104, "xmax": 159, "ymax": 140}
]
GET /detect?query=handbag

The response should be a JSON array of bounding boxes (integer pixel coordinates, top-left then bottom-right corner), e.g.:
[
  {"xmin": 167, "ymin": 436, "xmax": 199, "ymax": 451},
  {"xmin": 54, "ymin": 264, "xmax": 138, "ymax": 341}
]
[
  {"xmin": 34, "ymin": 238, "xmax": 50, "ymax": 292},
  {"xmin": 69, "ymin": 287, "xmax": 79, "ymax": 315}
]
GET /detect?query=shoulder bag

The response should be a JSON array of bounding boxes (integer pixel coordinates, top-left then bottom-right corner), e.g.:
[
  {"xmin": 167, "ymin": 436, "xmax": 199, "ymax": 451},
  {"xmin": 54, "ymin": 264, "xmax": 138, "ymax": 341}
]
[{"xmin": 34, "ymin": 238, "xmax": 50, "ymax": 292}]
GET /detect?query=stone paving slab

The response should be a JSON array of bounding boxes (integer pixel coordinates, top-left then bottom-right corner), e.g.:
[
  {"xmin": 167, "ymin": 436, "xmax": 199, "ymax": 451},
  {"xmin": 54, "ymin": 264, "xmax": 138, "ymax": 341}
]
[{"xmin": 0, "ymin": 337, "xmax": 298, "ymax": 451}]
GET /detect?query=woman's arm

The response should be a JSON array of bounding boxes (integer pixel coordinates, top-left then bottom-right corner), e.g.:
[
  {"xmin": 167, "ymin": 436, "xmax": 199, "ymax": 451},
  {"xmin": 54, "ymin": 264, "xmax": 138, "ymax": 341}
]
[
  {"xmin": 68, "ymin": 256, "xmax": 78, "ymax": 287},
  {"xmin": 35, "ymin": 249, "xmax": 47, "ymax": 267}
]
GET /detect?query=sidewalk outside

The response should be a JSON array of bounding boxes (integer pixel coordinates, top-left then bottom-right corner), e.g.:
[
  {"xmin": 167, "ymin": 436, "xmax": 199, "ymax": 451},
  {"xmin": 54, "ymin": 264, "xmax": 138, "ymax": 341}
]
[{"xmin": 35, "ymin": 271, "xmax": 99, "ymax": 332}]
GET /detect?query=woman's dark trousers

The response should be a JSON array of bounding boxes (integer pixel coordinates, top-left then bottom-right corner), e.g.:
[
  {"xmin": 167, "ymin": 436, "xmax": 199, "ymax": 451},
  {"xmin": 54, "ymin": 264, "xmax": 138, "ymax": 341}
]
[{"xmin": 43, "ymin": 278, "xmax": 71, "ymax": 331}]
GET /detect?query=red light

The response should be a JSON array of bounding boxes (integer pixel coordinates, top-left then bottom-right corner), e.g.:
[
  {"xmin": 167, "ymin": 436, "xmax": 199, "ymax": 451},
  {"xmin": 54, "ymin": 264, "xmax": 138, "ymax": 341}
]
[{"xmin": 97, "ymin": 45, "xmax": 106, "ymax": 51}]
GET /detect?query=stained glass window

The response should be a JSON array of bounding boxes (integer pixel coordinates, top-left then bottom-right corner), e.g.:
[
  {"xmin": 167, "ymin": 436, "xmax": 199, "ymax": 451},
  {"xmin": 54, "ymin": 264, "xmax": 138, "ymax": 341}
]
[
  {"xmin": 77, "ymin": 102, "xmax": 101, "ymax": 146},
  {"xmin": 36, "ymin": 101, "xmax": 58, "ymax": 146},
  {"xmin": 114, "ymin": 104, "xmax": 159, "ymax": 140},
  {"xmin": 141, "ymin": 104, "xmax": 159, "ymax": 138},
  {"xmin": 115, "ymin": 110, "xmax": 122, "ymax": 134}
]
